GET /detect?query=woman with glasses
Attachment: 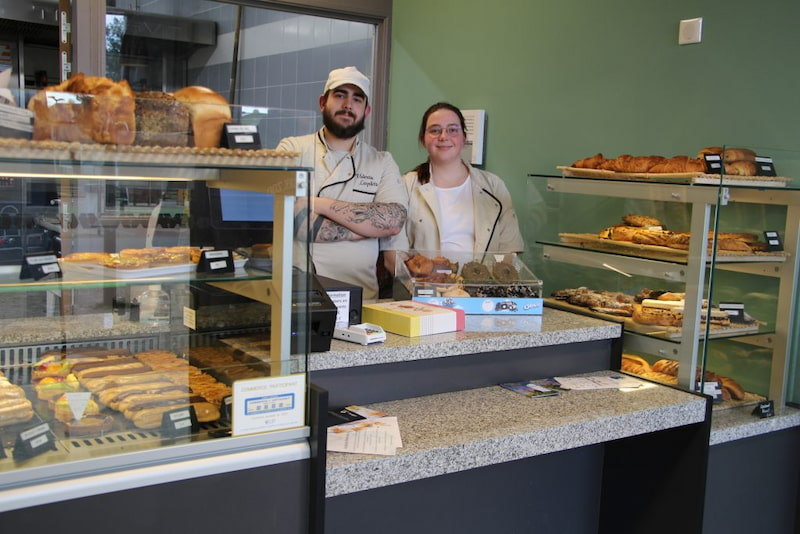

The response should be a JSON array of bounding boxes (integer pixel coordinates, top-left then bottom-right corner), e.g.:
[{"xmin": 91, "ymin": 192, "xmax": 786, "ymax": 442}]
[{"xmin": 401, "ymin": 102, "xmax": 523, "ymax": 258}]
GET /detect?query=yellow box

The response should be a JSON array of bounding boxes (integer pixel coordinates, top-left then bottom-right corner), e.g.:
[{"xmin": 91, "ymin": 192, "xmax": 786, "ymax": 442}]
[{"xmin": 362, "ymin": 301, "xmax": 464, "ymax": 337}]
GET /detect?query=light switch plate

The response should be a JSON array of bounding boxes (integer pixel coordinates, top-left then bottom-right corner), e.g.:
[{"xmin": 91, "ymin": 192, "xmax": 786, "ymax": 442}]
[{"xmin": 679, "ymin": 17, "xmax": 703, "ymax": 45}]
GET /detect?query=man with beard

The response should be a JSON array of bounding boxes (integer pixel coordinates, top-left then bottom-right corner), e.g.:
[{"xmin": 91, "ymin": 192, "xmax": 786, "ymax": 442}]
[{"xmin": 278, "ymin": 66, "xmax": 407, "ymax": 300}]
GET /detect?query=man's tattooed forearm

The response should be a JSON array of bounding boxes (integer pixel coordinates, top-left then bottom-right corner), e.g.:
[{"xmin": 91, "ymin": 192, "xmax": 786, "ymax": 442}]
[
  {"xmin": 328, "ymin": 202, "xmax": 407, "ymax": 230},
  {"xmin": 316, "ymin": 219, "xmax": 356, "ymax": 242}
]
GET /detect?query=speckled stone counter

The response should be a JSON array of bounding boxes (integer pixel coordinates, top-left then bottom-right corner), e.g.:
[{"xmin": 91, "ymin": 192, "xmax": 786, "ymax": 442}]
[
  {"xmin": 325, "ymin": 372, "xmax": 707, "ymax": 497},
  {"xmin": 0, "ymin": 313, "xmax": 168, "ymax": 346},
  {"xmin": 310, "ymin": 309, "xmax": 620, "ymax": 372},
  {"xmin": 709, "ymin": 404, "xmax": 800, "ymax": 445}
]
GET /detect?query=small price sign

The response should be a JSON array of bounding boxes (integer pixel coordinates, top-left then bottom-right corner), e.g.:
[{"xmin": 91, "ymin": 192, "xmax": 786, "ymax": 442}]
[
  {"xmin": 20, "ymin": 253, "xmax": 61, "ymax": 280},
  {"xmin": 13, "ymin": 422, "xmax": 56, "ymax": 460},
  {"xmin": 160, "ymin": 406, "xmax": 199, "ymax": 439},
  {"xmin": 196, "ymin": 249, "xmax": 235, "ymax": 274},
  {"xmin": 752, "ymin": 400, "xmax": 774, "ymax": 419},
  {"xmin": 221, "ymin": 124, "xmax": 261, "ymax": 150}
]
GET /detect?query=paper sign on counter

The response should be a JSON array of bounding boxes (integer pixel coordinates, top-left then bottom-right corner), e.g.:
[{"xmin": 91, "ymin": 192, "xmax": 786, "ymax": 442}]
[
  {"xmin": 327, "ymin": 416, "xmax": 402, "ymax": 456},
  {"xmin": 554, "ymin": 375, "xmax": 644, "ymax": 390}
]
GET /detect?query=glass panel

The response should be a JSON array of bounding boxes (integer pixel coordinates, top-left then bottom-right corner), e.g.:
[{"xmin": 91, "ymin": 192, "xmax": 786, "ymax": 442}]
[{"xmin": 105, "ymin": 0, "xmax": 376, "ymax": 146}]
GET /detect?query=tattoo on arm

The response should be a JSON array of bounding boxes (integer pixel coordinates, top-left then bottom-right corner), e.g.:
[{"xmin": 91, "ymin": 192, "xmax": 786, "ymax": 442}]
[
  {"xmin": 328, "ymin": 202, "xmax": 407, "ymax": 232},
  {"xmin": 316, "ymin": 218, "xmax": 357, "ymax": 242}
]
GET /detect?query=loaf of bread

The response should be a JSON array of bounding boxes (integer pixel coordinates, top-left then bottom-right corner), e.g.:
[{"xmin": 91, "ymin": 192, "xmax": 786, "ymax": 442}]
[
  {"xmin": 173, "ymin": 86, "xmax": 232, "ymax": 148},
  {"xmin": 134, "ymin": 91, "xmax": 191, "ymax": 147},
  {"xmin": 28, "ymin": 72, "xmax": 136, "ymax": 145}
]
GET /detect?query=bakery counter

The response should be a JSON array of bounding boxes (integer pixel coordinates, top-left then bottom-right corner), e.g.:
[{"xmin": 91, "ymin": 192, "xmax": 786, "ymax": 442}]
[
  {"xmin": 704, "ymin": 405, "xmax": 800, "ymax": 534},
  {"xmin": 710, "ymin": 404, "xmax": 800, "ymax": 445},
  {"xmin": 311, "ymin": 309, "xmax": 619, "ymax": 371},
  {"xmin": 324, "ymin": 372, "xmax": 712, "ymax": 533},
  {"xmin": 326, "ymin": 371, "xmax": 706, "ymax": 497},
  {"xmin": 310, "ymin": 309, "xmax": 623, "ymax": 408}
]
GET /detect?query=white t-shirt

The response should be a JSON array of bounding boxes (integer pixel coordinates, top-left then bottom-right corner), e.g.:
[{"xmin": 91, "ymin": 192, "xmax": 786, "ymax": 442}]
[{"xmin": 435, "ymin": 177, "xmax": 474, "ymax": 254}]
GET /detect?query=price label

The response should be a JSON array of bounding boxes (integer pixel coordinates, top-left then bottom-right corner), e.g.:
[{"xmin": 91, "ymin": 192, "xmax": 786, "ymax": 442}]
[
  {"xmin": 160, "ymin": 406, "xmax": 198, "ymax": 439},
  {"xmin": 703, "ymin": 154, "xmax": 723, "ymax": 174},
  {"xmin": 20, "ymin": 253, "xmax": 61, "ymax": 280},
  {"xmin": 702, "ymin": 381, "xmax": 723, "ymax": 402},
  {"xmin": 754, "ymin": 156, "xmax": 777, "ymax": 177},
  {"xmin": 764, "ymin": 230, "xmax": 783, "ymax": 252},
  {"xmin": 752, "ymin": 400, "xmax": 774, "ymax": 418},
  {"xmin": 13, "ymin": 422, "xmax": 56, "ymax": 460},
  {"xmin": 718, "ymin": 302, "xmax": 745, "ymax": 323},
  {"xmin": 221, "ymin": 124, "xmax": 261, "ymax": 150},
  {"xmin": 196, "ymin": 249, "xmax": 235, "ymax": 274},
  {"xmin": 219, "ymin": 395, "xmax": 233, "ymax": 423}
]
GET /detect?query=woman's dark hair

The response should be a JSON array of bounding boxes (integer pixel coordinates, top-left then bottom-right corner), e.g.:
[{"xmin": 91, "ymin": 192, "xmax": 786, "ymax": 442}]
[{"xmin": 412, "ymin": 102, "xmax": 468, "ymax": 184}]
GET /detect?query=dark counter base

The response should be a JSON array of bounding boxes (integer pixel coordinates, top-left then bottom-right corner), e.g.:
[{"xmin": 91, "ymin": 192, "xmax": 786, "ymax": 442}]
[
  {"xmin": 326, "ymin": 417, "xmax": 711, "ymax": 534},
  {"xmin": 704, "ymin": 426, "xmax": 800, "ymax": 534},
  {"xmin": 313, "ymin": 338, "xmax": 619, "ymax": 407},
  {"xmin": 1, "ymin": 460, "xmax": 310, "ymax": 534}
]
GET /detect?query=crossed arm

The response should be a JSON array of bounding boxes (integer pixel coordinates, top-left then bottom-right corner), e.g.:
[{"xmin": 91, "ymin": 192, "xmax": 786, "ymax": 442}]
[{"xmin": 298, "ymin": 197, "xmax": 407, "ymax": 243}]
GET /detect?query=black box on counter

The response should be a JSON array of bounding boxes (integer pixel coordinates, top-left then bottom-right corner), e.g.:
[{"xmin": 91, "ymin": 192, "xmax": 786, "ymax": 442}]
[{"xmin": 315, "ymin": 274, "xmax": 363, "ymax": 326}]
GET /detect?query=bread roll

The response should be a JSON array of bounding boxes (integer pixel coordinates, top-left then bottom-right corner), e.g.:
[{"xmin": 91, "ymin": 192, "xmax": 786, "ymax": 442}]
[
  {"xmin": 571, "ymin": 153, "xmax": 606, "ymax": 169},
  {"xmin": 724, "ymin": 160, "xmax": 757, "ymax": 176},
  {"xmin": 173, "ymin": 86, "xmax": 232, "ymax": 148},
  {"xmin": 609, "ymin": 225, "xmax": 641, "ymax": 242},
  {"xmin": 723, "ymin": 148, "xmax": 756, "ymax": 163},
  {"xmin": 622, "ymin": 214, "xmax": 662, "ymax": 228},
  {"xmin": 652, "ymin": 359, "xmax": 680, "ymax": 376},
  {"xmin": 631, "ymin": 229, "xmax": 673, "ymax": 246},
  {"xmin": 720, "ymin": 377, "xmax": 746, "ymax": 400},
  {"xmin": 622, "ymin": 354, "xmax": 652, "ymax": 373},
  {"xmin": 632, "ymin": 304, "xmax": 682, "ymax": 327}
]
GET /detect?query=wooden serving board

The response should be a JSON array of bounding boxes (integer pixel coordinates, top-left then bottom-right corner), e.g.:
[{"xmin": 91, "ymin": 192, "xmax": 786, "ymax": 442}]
[
  {"xmin": 557, "ymin": 233, "xmax": 786, "ymax": 263},
  {"xmin": 557, "ymin": 166, "xmax": 792, "ymax": 187},
  {"xmin": 545, "ymin": 298, "xmax": 761, "ymax": 340}
]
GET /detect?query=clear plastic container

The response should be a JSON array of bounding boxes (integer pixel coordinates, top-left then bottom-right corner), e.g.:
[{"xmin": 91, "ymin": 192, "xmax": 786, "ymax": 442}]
[{"xmin": 138, "ymin": 285, "xmax": 171, "ymax": 325}]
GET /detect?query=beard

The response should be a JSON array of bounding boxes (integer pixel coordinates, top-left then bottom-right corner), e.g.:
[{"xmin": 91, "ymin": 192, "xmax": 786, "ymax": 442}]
[{"xmin": 322, "ymin": 108, "xmax": 366, "ymax": 139}]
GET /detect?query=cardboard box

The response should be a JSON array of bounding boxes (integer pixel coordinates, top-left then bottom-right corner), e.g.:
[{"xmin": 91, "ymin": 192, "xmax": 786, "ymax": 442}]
[
  {"xmin": 362, "ymin": 300, "xmax": 465, "ymax": 337},
  {"xmin": 394, "ymin": 251, "xmax": 543, "ymax": 315}
]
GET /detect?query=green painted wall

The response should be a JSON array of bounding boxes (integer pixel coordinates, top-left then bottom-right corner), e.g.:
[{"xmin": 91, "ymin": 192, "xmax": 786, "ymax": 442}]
[{"xmin": 386, "ymin": 0, "xmax": 800, "ymax": 400}]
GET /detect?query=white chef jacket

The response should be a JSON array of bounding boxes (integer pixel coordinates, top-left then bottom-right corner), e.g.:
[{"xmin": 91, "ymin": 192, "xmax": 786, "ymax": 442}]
[
  {"xmin": 277, "ymin": 129, "xmax": 407, "ymax": 300},
  {"xmin": 400, "ymin": 162, "xmax": 524, "ymax": 257}
]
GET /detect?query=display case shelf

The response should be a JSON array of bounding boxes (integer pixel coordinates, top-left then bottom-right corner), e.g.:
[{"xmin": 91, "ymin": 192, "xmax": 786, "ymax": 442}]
[
  {"xmin": 530, "ymin": 168, "xmax": 799, "ymax": 406},
  {"xmin": 0, "ymin": 144, "xmax": 314, "ymax": 496}
]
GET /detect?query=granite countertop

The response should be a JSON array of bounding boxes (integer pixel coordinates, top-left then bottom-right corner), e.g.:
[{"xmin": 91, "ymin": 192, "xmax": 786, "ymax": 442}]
[
  {"xmin": 0, "ymin": 313, "xmax": 169, "ymax": 345},
  {"xmin": 709, "ymin": 404, "xmax": 800, "ymax": 445},
  {"xmin": 325, "ymin": 371, "xmax": 707, "ymax": 497},
  {"xmin": 310, "ymin": 308, "xmax": 621, "ymax": 371}
]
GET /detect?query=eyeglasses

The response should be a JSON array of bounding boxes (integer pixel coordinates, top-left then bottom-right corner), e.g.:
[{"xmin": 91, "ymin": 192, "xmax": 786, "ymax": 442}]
[{"xmin": 425, "ymin": 125, "xmax": 463, "ymax": 137}]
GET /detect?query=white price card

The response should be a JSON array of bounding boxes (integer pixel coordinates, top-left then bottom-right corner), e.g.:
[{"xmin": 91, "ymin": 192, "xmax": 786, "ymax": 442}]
[{"xmin": 232, "ymin": 374, "xmax": 306, "ymax": 436}]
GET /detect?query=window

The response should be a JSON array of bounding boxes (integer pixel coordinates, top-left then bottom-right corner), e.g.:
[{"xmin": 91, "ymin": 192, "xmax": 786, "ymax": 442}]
[{"xmin": 103, "ymin": 0, "xmax": 391, "ymax": 147}]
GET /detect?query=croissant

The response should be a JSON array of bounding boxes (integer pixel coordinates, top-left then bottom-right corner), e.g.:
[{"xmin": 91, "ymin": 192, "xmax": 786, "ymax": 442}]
[
  {"xmin": 724, "ymin": 160, "xmax": 757, "ymax": 176},
  {"xmin": 571, "ymin": 153, "xmax": 606, "ymax": 169}
]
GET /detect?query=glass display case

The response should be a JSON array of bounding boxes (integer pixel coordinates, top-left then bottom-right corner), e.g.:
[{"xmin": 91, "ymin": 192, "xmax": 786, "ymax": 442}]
[
  {"xmin": 529, "ymin": 145, "xmax": 799, "ymax": 408},
  {"xmin": 0, "ymin": 93, "xmax": 315, "ymax": 508}
]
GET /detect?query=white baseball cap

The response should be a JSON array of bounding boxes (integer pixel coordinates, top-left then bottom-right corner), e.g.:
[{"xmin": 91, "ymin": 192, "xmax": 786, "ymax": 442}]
[{"xmin": 324, "ymin": 66, "xmax": 370, "ymax": 101}]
